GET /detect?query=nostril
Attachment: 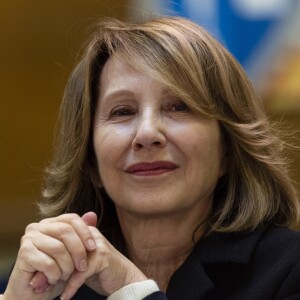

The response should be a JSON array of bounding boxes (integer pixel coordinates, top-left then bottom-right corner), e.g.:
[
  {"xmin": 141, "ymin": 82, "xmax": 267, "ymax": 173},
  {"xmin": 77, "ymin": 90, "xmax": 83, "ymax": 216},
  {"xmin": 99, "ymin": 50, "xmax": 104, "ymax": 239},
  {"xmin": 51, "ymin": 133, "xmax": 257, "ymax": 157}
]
[
  {"xmin": 133, "ymin": 142, "xmax": 143, "ymax": 150},
  {"xmin": 132, "ymin": 140, "xmax": 163, "ymax": 151},
  {"xmin": 131, "ymin": 127, "xmax": 166, "ymax": 150}
]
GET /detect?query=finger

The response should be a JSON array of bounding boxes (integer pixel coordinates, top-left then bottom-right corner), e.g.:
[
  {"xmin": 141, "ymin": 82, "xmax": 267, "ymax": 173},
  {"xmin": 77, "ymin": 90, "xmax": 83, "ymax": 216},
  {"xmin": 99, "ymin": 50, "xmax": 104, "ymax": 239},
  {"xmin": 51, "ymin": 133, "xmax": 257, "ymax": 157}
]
[
  {"xmin": 19, "ymin": 237, "xmax": 63, "ymax": 285},
  {"xmin": 81, "ymin": 212, "xmax": 97, "ymax": 227},
  {"xmin": 33, "ymin": 281, "xmax": 52, "ymax": 294},
  {"xmin": 41, "ymin": 213, "xmax": 97, "ymax": 251},
  {"xmin": 26, "ymin": 221, "xmax": 88, "ymax": 275},
  {"xmin": 29, "ymin": 271, "xmax": 49, "ymax": 290},
  {"xmin": 59, "ymin": 227, "xmax": 107, "ymax": 300},
  {"xmin": 59, "ymin": 270, "xmax": 86, "ymax": 300},
  {"xmin": 31, "ymin": 228, "xmax": 78, "ymax": 276}
]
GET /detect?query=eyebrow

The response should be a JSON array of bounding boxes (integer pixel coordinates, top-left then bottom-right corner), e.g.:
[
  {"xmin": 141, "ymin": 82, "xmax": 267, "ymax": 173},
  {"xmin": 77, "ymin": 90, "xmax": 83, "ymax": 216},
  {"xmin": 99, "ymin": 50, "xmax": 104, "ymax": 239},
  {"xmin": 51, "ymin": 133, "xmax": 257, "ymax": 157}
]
[
  {"xmin": 100, "ymin": 89, "xmax": 135, "ymax": 103},
  {"xmin": 100, "ymin": 87, "xmax": 175, "ymax": 104}
]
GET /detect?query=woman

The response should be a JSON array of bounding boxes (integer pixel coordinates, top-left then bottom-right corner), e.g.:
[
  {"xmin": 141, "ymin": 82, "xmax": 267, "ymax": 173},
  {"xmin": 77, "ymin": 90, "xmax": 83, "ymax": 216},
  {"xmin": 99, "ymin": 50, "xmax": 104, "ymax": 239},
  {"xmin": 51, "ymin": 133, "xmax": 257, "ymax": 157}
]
[{"xmin": 1, "ymin": 17, "xmax": 300, "ymax": 300}]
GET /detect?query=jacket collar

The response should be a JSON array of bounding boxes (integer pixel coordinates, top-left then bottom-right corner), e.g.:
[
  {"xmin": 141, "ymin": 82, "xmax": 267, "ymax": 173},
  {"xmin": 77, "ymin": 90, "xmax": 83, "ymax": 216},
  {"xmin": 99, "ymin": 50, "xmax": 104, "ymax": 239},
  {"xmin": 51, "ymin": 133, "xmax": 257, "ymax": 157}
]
[
  {"xmin": 166, "ymin": 225, "xmax": 268, "ymax": 300},
  {"xmin": 197, "ymin": 225, "xmax": 268, "ymax": 265},
  {"xmin": 166, "ymin": 248, "xmax": 214, "ymax": 300}
]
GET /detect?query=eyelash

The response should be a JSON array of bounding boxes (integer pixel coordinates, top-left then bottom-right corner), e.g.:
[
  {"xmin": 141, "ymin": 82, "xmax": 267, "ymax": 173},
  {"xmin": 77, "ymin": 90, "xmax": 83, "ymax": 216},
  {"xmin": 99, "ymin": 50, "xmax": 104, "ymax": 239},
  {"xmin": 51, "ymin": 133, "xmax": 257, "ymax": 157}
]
[
  {"xmin": 168, "ymin": 101, "xmax": 188, "ymax": 112},
  {"xmin": 110, "ymin": 107, "xmax": 134, "ymax": 117},
  {"xmin": 109, "ymin": 101, "xmax": 189, "ymax": 118}
]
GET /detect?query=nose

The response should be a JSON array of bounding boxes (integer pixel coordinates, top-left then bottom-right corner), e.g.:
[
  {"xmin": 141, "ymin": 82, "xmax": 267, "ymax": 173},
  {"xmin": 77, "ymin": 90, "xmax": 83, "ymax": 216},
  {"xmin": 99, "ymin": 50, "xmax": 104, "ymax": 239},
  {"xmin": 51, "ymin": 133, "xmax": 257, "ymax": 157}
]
[{"xmin": 132, "ymin": 111, "xmax": 167, "ymax": 151}]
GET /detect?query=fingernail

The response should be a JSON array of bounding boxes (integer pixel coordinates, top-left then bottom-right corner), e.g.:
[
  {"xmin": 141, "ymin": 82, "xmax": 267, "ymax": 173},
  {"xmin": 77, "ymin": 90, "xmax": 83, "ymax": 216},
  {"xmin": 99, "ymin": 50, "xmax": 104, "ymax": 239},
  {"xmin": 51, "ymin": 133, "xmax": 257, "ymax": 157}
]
[
  {"xmin": 87, "ymin": 238, "xmax": 96, "ymax": 250},
  {"xmin": 29, "ymin": 278, "xmax": 37, "ymax": 287},
  {"xmin": 34, "ymin": 287, "xmax": 44, "ymax": 294},
  {"xmin": 62, "ymin": 274, "xmax": 70, "ymax": 281},
  {"xmin": 80, "ymin": 259, "xmax": 88, "ymax": 271},
  {"xmin": 45, "ymin": 285, "xmax": 52, "ymax": 292},
  {"xmin": 60, "ymin": 293, "xmax": 66, "ymax": 300}
]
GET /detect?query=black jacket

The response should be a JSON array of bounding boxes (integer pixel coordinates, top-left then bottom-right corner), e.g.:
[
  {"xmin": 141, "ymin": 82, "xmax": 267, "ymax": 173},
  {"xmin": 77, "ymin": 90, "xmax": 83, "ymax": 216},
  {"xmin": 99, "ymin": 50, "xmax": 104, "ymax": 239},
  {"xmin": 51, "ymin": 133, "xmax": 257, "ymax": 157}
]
[{"xmin": 64, "ymin": 225, "xmax": 300, "ymax": 300}]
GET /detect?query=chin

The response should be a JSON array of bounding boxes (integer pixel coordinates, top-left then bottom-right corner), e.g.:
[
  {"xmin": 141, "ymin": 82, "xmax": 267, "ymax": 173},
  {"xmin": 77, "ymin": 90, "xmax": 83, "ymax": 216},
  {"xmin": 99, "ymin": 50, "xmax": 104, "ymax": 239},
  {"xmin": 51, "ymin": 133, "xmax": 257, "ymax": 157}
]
[{"xmin": 115, "ymin": 198, "xmax": 187, "ymax": 218}]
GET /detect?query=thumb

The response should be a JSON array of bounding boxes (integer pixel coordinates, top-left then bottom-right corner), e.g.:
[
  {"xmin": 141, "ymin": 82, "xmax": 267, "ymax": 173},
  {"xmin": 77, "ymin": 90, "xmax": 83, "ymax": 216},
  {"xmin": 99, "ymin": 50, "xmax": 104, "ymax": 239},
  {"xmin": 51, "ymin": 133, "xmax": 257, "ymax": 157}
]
[{"xmin": 81, "ymin": 211, "xmax": 98, "ymax": 227}]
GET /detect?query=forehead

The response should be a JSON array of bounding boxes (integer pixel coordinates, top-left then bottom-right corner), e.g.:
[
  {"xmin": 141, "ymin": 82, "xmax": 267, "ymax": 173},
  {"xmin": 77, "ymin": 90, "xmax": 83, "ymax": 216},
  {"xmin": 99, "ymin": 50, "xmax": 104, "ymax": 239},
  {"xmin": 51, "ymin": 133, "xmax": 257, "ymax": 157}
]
[
  {"xmin": 100, "ymin": 54, "xmax": 139, "ymax": 87},
  {"xmin": 98, "ymin": 54, "xmax": 168, "ymax": 99},
  {"xmin": 96, "ymin": 52, "xmax": 212, "ymax": 118}
]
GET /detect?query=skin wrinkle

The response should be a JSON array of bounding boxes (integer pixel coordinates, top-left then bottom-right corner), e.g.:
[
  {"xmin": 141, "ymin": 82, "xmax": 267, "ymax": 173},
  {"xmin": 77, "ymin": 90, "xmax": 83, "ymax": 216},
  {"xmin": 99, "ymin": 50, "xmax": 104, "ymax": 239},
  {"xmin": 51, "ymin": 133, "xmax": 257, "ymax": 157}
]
[
  {"xmin": 3, "ymin": 17, "xmax": 300, "ymax": 300},
  {"xmin": 39, "ymin": 17, "xmax": 300, "ymax": 235},
  {"xmin": 92, "ymin": 54, "xmax": 224, "ymax": 290}
]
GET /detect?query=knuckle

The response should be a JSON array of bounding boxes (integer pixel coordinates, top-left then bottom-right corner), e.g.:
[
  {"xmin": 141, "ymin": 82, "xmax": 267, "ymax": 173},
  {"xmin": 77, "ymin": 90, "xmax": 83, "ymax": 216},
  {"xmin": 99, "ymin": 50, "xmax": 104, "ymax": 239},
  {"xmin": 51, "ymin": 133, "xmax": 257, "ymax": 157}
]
[
  {"xmin": 20, "ymin": 234, "xmax": 29, "ymax": 246},
  {"xmin": 88, "ymin": 226, "xmax": 99, "ymax": 235},
  {"xmin": 68, "ymin": 213, "xmax": 80, "ymax": 221},
  {"xmin": 71, "ymin": 247, "xmax": 87, "ymax": 263},
  {"xmin": 69, "ymin": 216, "xmax": 82, "ymax": 228},
  {"xmin": 62, "ymin": 267, "xmax": 74, "ymax": 281},
  {"xmin": 47, "ymin": 274, "xmax": 60, "ymax": 285},
  {"xmin": 88, "ymin": 226, "xmax": 102, "ymax": 240},
  {"xmin": 43, "ymin": 263, "xmax": 62, "ymax": 284},
  {"xmin": 58, "ymin": 223, "xmax": 73, "ymax": 235},
  {"xmin": 43, "ymin": 259, "xmax": 58, "ymax": 273},
  {"xmin": 39, "ymin": 217, "xmax": 52, "ymax": 224},
  {"xmin": 96, "ymin": 241, "xmax": 109, "ymax": 256},
  {"xmin": 63, "ymin": 214, "xmax": 81, "ymax": 228},
  {"xmin": 25, "ymin": 222, "xmax": 38, "ymax": 233},
  {"xmin": 51, "ymin": 241, "xmax": 65, "ymax": 255},
  {"xmin": 18, "ymin": 240, "xmax": 33, "ymax": 257}
]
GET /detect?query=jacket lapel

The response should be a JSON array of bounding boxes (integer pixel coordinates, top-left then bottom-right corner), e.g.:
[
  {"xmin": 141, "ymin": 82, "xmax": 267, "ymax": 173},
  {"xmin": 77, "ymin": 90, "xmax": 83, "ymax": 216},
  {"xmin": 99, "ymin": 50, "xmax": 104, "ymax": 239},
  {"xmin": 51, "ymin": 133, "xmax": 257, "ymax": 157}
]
[
  {"xmin": 166, "ymin": 225, "xmax": 268, "ymax": 300},
  {"xmin": 166, "ymin": 245, "xmax": 214, "ymax": 300}
]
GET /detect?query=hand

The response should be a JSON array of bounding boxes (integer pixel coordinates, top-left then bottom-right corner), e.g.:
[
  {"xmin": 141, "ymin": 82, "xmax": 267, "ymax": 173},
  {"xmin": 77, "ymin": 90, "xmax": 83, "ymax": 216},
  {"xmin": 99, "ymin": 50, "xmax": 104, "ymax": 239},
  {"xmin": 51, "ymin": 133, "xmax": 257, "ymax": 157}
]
[
  {"xmin": 60, "ymin": 226, "xmax": 148, "ymax": 299},
  {"xmin": 3, "ymin": 213, "xmax": 97, "ymax": 300},
  {"xmin": 30, "ymin": 213, "xmax": 148, "ymax": 299},
  {"xmin": 28, "ymin": 212, "xmax": 98, "ymax": 293}
]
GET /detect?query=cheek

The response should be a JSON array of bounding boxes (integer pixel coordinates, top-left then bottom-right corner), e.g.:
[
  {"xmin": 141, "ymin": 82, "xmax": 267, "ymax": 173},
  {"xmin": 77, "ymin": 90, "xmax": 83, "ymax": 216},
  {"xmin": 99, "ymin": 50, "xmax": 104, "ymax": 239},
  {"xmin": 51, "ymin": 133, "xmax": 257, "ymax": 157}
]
[
  {"xmin": 93, "ymin": 124, "xmax": 134, "ymax": 172},
  {"xmin": 183, "ymin": 127, "xmax": 223, "ymax": 176},
  {"xmin": 93, "ymin": 134, "xmax": 119, "ymax": 189},
  {"xmin": 94, "ymin": 124, "xmax": 128, "ymax": 151}
]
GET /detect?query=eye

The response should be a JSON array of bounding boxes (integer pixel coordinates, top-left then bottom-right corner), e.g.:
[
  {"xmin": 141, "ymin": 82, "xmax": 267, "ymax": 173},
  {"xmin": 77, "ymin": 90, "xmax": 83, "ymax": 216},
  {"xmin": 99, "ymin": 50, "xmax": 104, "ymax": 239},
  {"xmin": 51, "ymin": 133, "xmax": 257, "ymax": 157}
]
[
  {"xmin": 166, "ymin": 100, "xmax": 189, "ymax": 112},
  {"xmin": 171, "ymin": 101, "xmax": 188, "ymax": 111},
  {"xmin": 110, "ymin": 106, "xmax": 134, "ymax": 117}
]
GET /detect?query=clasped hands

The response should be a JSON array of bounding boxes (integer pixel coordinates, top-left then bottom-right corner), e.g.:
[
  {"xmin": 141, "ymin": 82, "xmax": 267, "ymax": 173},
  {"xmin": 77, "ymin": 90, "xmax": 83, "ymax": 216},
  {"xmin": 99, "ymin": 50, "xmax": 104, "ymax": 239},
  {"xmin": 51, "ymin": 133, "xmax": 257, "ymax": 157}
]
[{"xmin": 3, "ymin": 212, "xmax": 147, "ymax": 300}]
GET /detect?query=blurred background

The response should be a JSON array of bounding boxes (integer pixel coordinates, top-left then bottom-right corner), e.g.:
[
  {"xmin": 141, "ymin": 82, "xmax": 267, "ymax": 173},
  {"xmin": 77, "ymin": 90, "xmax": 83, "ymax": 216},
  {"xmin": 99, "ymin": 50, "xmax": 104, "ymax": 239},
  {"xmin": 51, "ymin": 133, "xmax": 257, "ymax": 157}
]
[{"xmin": 1, "ymin": 0, "xmax": 300, "ymax": 292}]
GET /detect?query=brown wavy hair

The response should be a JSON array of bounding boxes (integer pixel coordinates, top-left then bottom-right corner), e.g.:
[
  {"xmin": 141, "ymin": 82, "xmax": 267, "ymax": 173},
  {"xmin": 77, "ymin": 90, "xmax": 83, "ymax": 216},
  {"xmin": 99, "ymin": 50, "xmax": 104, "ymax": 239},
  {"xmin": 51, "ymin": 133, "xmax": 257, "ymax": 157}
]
[{"xmin": 39, "ymin": 17, "xmax": 299, "ymax": 248}]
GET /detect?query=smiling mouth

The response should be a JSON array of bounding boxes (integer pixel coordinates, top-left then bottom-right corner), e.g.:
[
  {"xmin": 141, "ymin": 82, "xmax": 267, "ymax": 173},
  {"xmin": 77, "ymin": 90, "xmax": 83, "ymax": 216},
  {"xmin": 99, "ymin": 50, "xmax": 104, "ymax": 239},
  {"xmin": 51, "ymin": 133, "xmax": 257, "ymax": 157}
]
[{"xmin": 126, "ymin": 161, "xmax": 178, "ymax": 176}]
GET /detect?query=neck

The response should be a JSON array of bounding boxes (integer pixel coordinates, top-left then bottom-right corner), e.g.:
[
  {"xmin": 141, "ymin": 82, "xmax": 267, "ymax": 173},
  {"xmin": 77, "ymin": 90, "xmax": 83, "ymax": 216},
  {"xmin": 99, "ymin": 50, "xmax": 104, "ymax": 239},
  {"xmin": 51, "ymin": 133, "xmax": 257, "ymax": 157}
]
[{"xmin": 116, "ymin": 206, "xmax": 210, "ymax": 292}]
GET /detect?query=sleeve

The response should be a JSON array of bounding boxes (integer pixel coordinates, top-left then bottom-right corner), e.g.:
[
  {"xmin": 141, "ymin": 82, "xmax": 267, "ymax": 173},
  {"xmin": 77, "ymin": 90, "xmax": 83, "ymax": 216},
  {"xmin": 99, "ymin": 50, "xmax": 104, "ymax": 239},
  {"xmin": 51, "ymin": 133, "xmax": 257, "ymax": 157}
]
[{"xmin": 107, "ymin": 280, "xmax": 167, "ymax": 300}]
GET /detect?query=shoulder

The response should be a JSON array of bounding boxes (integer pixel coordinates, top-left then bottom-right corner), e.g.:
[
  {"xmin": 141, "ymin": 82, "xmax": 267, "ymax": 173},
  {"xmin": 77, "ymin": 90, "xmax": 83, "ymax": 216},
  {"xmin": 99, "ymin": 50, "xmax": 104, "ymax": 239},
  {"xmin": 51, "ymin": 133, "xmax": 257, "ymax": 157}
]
[
  {"xmin": 255, "ymin": 225, "xmax": 300, "ymax": 259},
  {"xmin": 209, "ymin": 226, "xmax": 300, "ymax": 299},
  {"xmin": 253, "ymin": 226, "xmax": 300, "ymax": 299},
  {"xmin": 263, "ymin": 225, "xmax": 300, "ymax": 240},
  {"xmin": 196, "ymin": 224, "xmax": 300, "ymax": 266},
  {"xmin": 252, "ymin": 226, "xmax": 300, "ymax": 293}
]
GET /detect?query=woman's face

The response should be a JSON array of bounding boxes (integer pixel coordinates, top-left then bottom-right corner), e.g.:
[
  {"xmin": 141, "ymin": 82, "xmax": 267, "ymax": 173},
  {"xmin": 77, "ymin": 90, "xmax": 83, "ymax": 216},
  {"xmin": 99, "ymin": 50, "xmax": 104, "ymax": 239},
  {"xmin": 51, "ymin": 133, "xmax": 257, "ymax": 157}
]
[{"xmin": 93, "ymin": 55, "xmax": 225, "ymax": 218}]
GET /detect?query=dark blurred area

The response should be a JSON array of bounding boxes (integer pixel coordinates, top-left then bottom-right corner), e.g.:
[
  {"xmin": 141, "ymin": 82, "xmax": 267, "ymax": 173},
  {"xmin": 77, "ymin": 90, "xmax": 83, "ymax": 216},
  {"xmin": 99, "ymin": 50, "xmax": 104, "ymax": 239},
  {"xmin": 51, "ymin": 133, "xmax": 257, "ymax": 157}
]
[
  {"xmin": 1, "ymin": 0, "xmax": 300, "ymax": 293},
  {"xmin": 0, "ymin": 0, "xmax": 128, "ymax": 292}
]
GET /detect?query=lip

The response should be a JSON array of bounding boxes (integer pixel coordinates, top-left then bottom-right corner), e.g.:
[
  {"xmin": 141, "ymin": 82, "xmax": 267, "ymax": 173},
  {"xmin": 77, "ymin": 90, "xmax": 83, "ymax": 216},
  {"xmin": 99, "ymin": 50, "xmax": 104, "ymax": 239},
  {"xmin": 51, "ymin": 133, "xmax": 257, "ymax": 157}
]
[{"xmin": 126, "ymin": 161, "xmax": 178, "ymax": 176}]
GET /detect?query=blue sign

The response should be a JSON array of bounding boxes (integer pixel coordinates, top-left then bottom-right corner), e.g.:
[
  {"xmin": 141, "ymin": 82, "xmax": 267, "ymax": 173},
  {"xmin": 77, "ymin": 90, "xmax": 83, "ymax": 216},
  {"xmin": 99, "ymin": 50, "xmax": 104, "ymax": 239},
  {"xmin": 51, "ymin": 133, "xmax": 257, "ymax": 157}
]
[{"xmin": 159, "ymin": 0, "xmax": 294, "ymax": 70}]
